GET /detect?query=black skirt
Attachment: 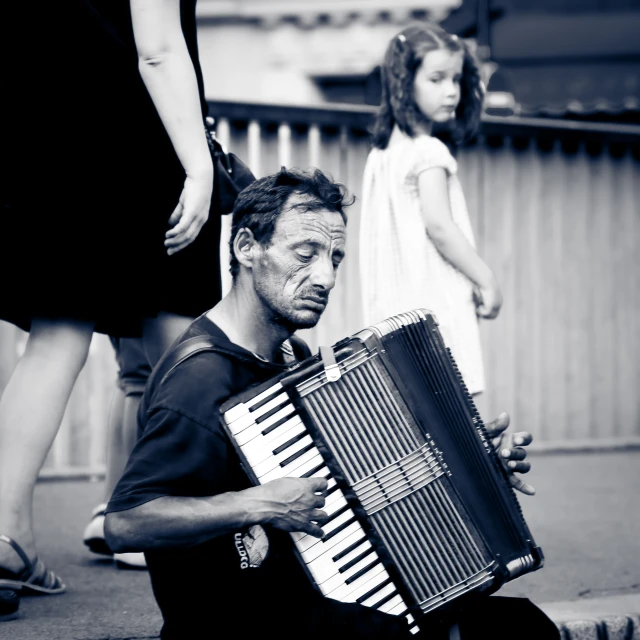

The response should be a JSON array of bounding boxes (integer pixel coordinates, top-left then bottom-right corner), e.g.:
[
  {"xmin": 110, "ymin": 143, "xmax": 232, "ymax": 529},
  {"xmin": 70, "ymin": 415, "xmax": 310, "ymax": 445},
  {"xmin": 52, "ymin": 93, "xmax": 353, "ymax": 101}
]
[{"xmin": 0, "ymin": 0, "xmax": 221, "ymax": 337}]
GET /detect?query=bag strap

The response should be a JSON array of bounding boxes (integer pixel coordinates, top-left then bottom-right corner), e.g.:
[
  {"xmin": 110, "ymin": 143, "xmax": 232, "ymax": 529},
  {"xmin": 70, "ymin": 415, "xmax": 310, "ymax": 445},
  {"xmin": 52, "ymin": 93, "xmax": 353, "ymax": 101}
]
[{"xmin": 140, "ymin": 335, "xmax": 235, "ymax": 420}]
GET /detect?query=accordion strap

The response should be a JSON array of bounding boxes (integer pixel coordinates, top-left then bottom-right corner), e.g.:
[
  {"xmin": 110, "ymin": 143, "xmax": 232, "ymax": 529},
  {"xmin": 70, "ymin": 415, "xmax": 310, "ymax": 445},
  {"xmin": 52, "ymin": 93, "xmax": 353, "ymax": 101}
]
[{"xmin": 319, "ymin": 345, "xmax": 341, "ymax": 382}]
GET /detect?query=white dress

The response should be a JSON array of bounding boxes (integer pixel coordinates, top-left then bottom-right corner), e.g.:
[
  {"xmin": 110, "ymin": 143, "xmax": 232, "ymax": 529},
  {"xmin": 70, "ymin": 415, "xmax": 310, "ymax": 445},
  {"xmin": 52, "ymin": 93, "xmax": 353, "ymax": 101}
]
[{"xmin": 359, "ymin": 129, "xmax": 485, "ymax": 395}]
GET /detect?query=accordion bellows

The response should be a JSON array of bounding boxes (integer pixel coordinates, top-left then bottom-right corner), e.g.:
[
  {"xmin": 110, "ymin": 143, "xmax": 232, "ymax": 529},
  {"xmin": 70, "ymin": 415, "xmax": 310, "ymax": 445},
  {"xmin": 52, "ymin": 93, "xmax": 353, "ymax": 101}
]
[{"xmin": 221, "ymin": 310, "xmax": 543, "ymax": 634}]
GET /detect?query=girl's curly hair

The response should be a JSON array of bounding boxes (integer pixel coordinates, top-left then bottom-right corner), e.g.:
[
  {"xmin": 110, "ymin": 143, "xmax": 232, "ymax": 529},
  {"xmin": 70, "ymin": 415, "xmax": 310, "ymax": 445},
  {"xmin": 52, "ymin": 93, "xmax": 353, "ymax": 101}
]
[{"xmin": 371, "ymin": 23, "xmax": 484, "ymax": 149}]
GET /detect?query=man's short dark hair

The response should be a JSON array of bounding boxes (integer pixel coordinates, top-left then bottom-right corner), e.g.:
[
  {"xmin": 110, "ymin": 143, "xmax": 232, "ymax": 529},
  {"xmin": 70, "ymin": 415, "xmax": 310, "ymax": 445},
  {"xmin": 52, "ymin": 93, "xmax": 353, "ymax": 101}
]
[{"xmin": 228, "ymin": 167, "xmax": 354, "ymax": 279}]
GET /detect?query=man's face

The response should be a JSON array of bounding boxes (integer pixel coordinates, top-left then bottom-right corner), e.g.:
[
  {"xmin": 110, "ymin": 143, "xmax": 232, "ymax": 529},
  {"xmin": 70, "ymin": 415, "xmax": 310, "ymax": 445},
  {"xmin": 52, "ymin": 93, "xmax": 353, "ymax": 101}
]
[{"xmin": 251, "ymin": 195, "xmax": 347, "ymax": 331}]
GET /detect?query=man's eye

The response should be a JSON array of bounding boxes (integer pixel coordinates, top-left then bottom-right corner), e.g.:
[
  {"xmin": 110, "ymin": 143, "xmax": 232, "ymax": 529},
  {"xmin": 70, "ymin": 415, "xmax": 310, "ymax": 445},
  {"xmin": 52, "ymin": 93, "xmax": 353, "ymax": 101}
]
[{"xmin": 296, "ymin": 252, "xmax": 314, "ymax": 262}]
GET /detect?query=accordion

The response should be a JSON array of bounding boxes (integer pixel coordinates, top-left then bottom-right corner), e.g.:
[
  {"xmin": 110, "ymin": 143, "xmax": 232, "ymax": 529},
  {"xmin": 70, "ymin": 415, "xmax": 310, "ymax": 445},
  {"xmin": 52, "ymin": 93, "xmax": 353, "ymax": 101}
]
[{"xmin": 220, "ymin": 310, "xmax": 543, "ymax": 634}]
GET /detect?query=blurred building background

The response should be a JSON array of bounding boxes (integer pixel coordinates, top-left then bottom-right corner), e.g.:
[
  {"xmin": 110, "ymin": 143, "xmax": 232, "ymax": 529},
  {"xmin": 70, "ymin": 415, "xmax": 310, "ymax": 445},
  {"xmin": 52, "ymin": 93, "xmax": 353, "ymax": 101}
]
[{"xmin": 0, "ymin": 0, "xmax": 638, "ymax": 478}]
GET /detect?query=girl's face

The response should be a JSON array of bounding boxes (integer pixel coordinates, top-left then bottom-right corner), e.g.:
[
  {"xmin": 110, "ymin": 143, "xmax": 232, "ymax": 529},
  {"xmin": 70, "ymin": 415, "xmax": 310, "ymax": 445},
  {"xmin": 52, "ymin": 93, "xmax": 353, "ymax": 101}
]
[{"xmin": 413, "ymin": 48, "xmax": 464, "ymax": 123}]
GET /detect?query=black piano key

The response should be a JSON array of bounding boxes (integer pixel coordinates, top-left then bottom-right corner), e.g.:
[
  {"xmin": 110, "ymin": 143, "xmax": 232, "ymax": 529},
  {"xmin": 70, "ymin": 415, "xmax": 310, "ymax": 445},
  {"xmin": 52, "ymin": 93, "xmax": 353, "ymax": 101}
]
[
  {"xmin": 356, "ymin": 576, "xmax": 394, "ymax": 604},
  {"xmin": 332, "ymin": 536, "xmax": 368, "ymax": 563},
  {"xmin": 321, "ymin": 516, "xmax": 357, "ymax": 542},
  {"xmin": 272, "ymin": 431, "xmax": 308, "ymax": 456},
  {"xmin": 279, "ymin": 442, "xmax": 316, "ymax": 468},
  {"xmin": 262, "ymin": 413, "xmax": 299, "ymax": 436},
  {"xmin": 248, "ymin": 388, "xmax": 284, "ymax": 413},
  {"xmin": 338, "ymin": 548, "xmax": 376, "ymax": 574},
  {"xmin": 369, "ymin": 588, "xmax": 398, "ymax": 610},
  {"xmin": 255, "ymin": 399, "xmax": 292, "ymax": 424},
  {"xmin": 345, "ymin": 559, "xmax": 382, "ymax": 585},
  {"xmin": 300, "ymin": 462, "xmax": 325, "ymax": 478}
]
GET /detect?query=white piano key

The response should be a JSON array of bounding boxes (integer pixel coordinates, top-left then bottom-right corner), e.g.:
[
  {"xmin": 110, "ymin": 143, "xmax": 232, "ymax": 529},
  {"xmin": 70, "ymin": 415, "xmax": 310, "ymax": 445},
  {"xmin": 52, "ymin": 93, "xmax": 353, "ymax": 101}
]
[
  {"xmin": 306, "ymin": 539, "xmax": 372, "ymax": 585},
  {"xmin": 323, "ymin": 492, "xmax": 347, "ymax": 517},
  {"xmin": 387, "ymin": 600, "xmax": 408, "ymax": 616},
  {"xmin": 258, "ymin": 450, "xmax": 322, "ymax": 483},
  {"xmin": 222, "ymin": 402, "xmax": 249, "ymax": 426},
  {"xmin": 324, "ymin": 563, "xmax": 388, "ymax": 602},
  {"xmin": 235, "ymin": 409, "xmax": 300, "ymax": 447},
  {"xmin": 244, "ymin": 382, "xmax": 284, "ymax": 410},
  {"xmin": 241, "ymin": 419, "xmax": 306, "ymax": 466},
  {"xmin": 377, "ymin": 594, "xmax": 405, "ymax": 614},
  {"xmin": 298, "ymin": 526, "xmax": 363, "ymax": 567},
  {"xmin": 316, "ymin": 550, "xmax": 379, "ymax": 593},
  {"xmin": 297, "ymin": 522, "xmax": 363, "ymax": 563},
  {"xmin": 294, "ymin": 519, "xmax": 363, "ymax": 558},
  {"xmin": 318, "ymin": 509, "xmax": 354, "ymax": 538},
  {"xmin": 252, "ymin": 434, "xmax": 313, "ymax": 477},
  {"xmin": 227, "ymin": 392, "xmax": 290, "ymax": 435}
]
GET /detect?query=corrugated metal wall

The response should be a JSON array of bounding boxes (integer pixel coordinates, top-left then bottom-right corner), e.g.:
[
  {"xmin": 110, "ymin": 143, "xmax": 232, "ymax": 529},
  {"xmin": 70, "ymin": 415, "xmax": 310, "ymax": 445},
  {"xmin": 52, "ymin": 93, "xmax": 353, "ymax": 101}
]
[{"xmin": 1, "ymin": 106, "xmax": 638, "ymax": 477}]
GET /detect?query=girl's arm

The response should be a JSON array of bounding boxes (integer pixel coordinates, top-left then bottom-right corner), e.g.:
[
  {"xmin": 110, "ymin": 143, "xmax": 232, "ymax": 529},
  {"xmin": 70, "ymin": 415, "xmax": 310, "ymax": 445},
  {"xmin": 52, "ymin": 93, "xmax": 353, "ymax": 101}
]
[
  {"xmin": 130, "ymin": 0, "xmax": 213, "ymax": 255},
  {"xmin": 418, "ymin": 168, "xmax": 502, "ymax": 318}
]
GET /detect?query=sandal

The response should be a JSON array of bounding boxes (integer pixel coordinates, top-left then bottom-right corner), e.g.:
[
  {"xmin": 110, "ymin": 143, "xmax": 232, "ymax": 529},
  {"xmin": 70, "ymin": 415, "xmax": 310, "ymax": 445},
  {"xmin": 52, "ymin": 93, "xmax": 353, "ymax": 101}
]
[{"xmin": 0, "ymin": 535, "xmax": 66, "ymax": 595}]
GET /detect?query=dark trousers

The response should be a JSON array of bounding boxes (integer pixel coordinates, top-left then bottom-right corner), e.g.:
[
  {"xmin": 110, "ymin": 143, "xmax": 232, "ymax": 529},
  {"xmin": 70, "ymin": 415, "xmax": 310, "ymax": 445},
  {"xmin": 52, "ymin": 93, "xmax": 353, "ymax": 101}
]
[{"xmin": 414, "ymin": 596, "xmax": 561, "ymax": 640}]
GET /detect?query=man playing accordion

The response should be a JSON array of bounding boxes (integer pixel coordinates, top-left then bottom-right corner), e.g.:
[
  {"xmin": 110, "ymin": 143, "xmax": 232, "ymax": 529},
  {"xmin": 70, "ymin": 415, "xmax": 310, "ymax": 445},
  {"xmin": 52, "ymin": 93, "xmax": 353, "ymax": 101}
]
[{"xmin": 105, "ymin": 167, "xmax": 559, "ymax": 640}]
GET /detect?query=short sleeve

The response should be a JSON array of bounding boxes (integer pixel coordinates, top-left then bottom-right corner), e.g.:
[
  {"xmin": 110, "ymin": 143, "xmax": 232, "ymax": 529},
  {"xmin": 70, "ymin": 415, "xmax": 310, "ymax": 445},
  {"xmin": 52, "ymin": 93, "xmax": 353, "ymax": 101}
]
[
  {"xmin": 106, "ymin": 408, "xmax": 232, "ymax": 513},
  {"xmin": 408, "ymin": 136, "xmax": 457, "ymax": 183}
]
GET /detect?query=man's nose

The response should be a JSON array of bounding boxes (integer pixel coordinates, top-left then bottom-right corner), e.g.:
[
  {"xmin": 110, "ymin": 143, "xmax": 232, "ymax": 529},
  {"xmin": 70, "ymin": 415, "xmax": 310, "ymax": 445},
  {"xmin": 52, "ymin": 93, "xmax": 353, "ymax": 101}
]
[{"xmin": 310, "ymin": 255, "xmax": 337, "ymax": 290}]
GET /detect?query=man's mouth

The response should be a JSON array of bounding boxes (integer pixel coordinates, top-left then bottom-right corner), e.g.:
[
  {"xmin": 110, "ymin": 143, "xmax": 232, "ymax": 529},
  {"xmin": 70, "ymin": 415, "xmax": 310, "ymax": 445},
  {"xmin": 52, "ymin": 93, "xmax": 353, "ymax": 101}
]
[{"xmin": 300, "ymin": 296, "xmax": 328, "ymax": 310}]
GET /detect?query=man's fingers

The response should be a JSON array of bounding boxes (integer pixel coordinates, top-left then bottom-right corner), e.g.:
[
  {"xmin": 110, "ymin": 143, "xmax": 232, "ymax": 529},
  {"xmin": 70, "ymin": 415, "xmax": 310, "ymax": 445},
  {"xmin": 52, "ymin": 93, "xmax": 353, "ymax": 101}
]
[
  {"xmin": 501, "ymin": 446, "xmax": 527, "ymax": 461},
  {"xmin": 302, "ymin": 522, "xmax": 325, "ymax": 539},
  {"xmin": 485, "ymin": 411, "xmax": 510, "ymax": 438},
  {"xmin": 308, "ymin": 477, "xmax": 329, "ymax": 493},
  {"xmin": 509, "ymin": 475, "xmax": 536, "ymax": 496},
  {"xmin": 507, "ymin": 460, "xmax": 531, "ymax": 474},
  {"xmin": 310, "ymin": 509, "xmax": 329, "ymax": 524},
  {"xmin": 512, "ymin": 431, "xmax": 533, "ymax": 447}
]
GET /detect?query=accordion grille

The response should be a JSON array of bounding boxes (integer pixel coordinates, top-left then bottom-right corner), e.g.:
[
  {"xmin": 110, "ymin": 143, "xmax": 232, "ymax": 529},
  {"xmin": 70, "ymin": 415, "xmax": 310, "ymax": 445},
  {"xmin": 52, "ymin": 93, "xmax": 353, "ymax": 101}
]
[{"xmin": 300, "ymin": 355, "xmax": 493, "ymax": 609}]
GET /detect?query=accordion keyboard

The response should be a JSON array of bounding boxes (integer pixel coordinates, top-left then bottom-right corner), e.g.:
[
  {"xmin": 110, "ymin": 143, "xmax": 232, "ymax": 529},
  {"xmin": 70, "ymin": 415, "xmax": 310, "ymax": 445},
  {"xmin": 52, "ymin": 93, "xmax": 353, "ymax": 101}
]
[{"xmin": 224, "ymin": 381, "xmax": 419, "ymax": 633}]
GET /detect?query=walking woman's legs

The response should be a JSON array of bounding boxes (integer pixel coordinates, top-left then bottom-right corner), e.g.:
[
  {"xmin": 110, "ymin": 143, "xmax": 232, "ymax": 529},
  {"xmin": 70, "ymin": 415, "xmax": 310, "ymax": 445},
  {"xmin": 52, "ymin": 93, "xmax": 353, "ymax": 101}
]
[{"xmin": 0, "ymin": 318, "xmax": 94, "ymax": 572}]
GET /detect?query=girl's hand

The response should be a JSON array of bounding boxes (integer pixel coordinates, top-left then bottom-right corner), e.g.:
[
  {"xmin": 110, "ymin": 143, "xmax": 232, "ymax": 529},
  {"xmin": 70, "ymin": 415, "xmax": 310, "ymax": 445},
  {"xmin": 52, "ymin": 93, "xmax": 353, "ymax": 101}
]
[
  {"xmin": 164, "ymin": 173, "xmax": 213, "ymax": 255},
  {"xmin": 474, "ymin": 280, "xmax": 503, "ymax": 319}
]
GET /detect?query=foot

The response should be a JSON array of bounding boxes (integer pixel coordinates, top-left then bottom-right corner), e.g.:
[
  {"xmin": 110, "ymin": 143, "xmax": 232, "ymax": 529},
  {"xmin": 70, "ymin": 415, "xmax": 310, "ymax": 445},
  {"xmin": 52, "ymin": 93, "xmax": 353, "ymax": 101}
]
[
  {"xmin": 82, "ymin": 504, "xmax": 113, "ymax": 557},
  {"xmin": 113, "ymin": 552, "xmax": 147, "ymax": 570},
  {"xmin": 0, "ymin": 535, "xmax": 65, "ymax": 595}
]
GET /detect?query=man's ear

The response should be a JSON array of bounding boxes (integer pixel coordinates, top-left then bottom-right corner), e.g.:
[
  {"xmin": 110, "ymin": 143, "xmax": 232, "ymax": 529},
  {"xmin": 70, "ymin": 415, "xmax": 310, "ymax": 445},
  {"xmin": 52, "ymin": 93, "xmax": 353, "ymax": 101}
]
[{"xmin": 233, "ymin": 228, "xmax": 260, "ymax": 271}]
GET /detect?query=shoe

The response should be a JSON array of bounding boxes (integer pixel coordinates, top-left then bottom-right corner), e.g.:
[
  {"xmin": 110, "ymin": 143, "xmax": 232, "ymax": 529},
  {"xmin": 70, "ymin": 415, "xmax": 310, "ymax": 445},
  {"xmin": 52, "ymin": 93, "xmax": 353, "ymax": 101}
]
[
  {"xmin": 82, "ymin": 503, "xmax": 113, "ymax": 557},
  {"xmin": 0, "ymin": 534, "xmax": 66, "ymax": 595},
  {"xmin": 114, "ymin": 552, "xmax": 147, "ymax": 570},
  {"xmin": 0, "ymin": 588, "xmax": 20, "ymax": 622}
]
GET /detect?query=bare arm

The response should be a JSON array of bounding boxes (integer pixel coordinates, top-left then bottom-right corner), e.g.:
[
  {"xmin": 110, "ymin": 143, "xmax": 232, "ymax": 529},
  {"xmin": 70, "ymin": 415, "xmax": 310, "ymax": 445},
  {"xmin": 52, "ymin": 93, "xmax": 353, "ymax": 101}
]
[
  {"xmin": 418, "ymin": 168, "xmax": 502, "ymax": 318},
  {"xmin": 105, "ymin": 477, "xmax": 328, "ymax": 553},
  {"xmin": 130, "ymin": 0, "xmax": 213, "ymax": 254}
]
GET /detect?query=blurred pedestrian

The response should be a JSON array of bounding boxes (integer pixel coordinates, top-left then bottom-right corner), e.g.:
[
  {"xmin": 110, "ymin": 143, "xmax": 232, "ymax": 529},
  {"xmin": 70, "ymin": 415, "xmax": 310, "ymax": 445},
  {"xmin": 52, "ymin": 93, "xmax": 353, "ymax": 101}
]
[
  {"xmin": 0, "ymin": 0, "xmax": 222, "ymax": 618},
  {"xmin": 359, "ymin": 23, "xmax": 502, "ymax": 397},
  {"xmin": 83, "ymin": 338, "xmax": 151, "ymax": 570}
]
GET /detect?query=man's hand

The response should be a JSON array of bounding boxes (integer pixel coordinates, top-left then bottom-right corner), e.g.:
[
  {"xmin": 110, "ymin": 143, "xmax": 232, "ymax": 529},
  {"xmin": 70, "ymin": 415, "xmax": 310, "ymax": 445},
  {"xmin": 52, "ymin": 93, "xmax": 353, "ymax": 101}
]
[
  {"xmin": 255, "ymin": 477, "xmax": 329, "ymax": 539},
  {"xmin": 485, "ymin": 412, "xmax": 535, "ymax": 496}
]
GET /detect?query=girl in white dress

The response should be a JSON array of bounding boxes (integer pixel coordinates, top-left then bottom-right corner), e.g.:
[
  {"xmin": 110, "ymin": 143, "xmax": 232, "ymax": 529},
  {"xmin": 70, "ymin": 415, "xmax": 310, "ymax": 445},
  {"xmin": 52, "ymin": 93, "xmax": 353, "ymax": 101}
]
[{"xmin": 359, "ymin": 23, "xmax": 502, "ymax": 396}]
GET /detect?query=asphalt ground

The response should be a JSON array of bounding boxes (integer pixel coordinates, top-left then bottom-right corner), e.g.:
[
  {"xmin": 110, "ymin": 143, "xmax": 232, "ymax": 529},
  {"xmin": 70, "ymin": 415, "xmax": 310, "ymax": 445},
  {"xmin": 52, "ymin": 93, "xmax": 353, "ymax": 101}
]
[{"xmin": 1, "ymin": 449, "xmax": 639, "ymax": 640}]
